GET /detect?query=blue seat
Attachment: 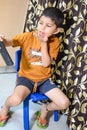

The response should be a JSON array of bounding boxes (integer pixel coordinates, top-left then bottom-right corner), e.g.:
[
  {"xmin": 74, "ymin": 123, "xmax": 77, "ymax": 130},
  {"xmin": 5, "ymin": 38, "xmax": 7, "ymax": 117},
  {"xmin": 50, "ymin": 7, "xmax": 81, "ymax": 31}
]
[{"xmin": 15, "ymin": 49, "xmax": 59, "ymax": 130}]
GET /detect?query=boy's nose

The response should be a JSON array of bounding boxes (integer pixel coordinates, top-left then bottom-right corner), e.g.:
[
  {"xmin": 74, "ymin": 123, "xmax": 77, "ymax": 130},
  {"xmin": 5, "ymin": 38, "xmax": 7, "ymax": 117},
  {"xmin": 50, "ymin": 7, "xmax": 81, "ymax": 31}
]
[{"xmin": 41, "ymin": 25, "xmax": 46, "ymax": 30}]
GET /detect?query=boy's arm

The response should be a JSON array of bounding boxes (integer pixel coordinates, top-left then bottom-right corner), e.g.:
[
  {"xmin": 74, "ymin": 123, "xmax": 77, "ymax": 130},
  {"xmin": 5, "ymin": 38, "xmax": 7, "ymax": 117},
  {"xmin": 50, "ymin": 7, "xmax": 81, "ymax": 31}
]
[
  {"xmin": 41, "ymin": 42, "xmax": 51, "ymax": 67},
  {"xmin": 0, "ymin": 35, "xmax": 13, "ymax": 46},
  {"xmin": 33, "ymin": 32, "xmax": 51, "ymax": 67}
]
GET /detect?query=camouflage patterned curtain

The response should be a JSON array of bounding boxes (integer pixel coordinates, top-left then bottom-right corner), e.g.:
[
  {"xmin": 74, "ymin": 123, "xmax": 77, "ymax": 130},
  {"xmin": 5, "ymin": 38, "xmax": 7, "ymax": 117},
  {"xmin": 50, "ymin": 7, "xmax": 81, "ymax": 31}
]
[{"xmin": 24, "ymin": 0, "xmax": 87, "ymax": 130}]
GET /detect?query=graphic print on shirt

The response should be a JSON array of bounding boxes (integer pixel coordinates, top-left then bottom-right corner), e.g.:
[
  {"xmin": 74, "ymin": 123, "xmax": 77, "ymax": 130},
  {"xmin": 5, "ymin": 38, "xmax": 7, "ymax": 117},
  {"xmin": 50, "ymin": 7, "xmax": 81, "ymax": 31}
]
[{"xmin": 28, "ymin": 48, "xmax": 42, "ymax": 65}]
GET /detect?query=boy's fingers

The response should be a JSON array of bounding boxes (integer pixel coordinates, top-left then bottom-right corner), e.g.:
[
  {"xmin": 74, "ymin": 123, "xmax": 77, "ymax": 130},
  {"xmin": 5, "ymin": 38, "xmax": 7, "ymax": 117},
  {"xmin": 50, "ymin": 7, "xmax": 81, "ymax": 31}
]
[
  {"xmin": 0, "ymin": 35, "xmax": 4, "ymax": 42},
  {"xmin": 0, "ymin": 38, "xmax": 3, "ymax": 42}
]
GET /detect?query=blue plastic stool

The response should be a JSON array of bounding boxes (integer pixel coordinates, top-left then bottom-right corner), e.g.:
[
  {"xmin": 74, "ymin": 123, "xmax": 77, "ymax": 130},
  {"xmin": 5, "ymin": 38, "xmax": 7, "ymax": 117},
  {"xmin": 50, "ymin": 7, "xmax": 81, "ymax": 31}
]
[
  {"xmin": 15, "ymin": 49, "xmax": 59, "ymax": 130},
  {"xmin": 23, "ymin": 93, "xmax": 59, "ymax": 130}
]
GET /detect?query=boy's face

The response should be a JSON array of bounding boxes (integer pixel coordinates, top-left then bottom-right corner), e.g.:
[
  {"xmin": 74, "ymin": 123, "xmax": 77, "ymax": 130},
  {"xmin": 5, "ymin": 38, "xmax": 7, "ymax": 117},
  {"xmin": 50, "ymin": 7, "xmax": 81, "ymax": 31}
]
[{"xmin": 37, "ymin": 15, "xmax": 58, "ymax": 38}]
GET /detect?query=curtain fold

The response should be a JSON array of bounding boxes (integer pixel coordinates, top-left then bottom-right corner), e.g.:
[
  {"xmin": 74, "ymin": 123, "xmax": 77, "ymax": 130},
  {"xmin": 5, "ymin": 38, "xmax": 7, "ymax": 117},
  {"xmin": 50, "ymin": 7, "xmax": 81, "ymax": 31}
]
[{"xmin": 24, "ymin": 0, "xmax": 87, "ymax": 129}]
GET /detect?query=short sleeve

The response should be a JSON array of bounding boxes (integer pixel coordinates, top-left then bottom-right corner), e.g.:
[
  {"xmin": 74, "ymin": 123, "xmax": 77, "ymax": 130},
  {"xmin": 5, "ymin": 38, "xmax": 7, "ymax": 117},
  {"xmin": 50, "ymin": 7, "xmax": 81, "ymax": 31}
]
[{"xmin": 12, "ymin": 32, "xmax": 31, "ymax": 47}]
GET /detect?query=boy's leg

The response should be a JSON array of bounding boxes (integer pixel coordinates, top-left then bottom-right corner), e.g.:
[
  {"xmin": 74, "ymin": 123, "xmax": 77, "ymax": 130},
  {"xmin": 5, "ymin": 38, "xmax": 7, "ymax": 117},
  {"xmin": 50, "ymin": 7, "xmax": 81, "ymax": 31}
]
[
  {"xmin": 0, "ymin": 85, "xmax": 30, "ymax": 123},
  {"xmin": 45, "ymin": 87, "xmax": 70, "ymax": 110},
  {"xmin": 40, "ymin": 88, "xmax": 70, "ymax": 120}
]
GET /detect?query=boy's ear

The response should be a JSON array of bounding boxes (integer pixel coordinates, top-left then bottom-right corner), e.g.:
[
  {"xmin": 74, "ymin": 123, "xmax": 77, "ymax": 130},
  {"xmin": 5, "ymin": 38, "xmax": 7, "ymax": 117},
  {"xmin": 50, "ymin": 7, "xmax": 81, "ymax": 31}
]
[{"xmin": 53, "ymin": 28, "xmax": 61, "ymax": 34}]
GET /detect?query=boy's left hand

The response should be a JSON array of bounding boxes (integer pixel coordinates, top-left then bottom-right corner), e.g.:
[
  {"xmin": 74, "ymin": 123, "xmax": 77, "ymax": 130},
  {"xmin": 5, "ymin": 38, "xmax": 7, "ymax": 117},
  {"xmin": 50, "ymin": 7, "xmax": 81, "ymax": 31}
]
[{"xmin": 33, "ymin": 31, "xmax": 48, "ymax": 43}]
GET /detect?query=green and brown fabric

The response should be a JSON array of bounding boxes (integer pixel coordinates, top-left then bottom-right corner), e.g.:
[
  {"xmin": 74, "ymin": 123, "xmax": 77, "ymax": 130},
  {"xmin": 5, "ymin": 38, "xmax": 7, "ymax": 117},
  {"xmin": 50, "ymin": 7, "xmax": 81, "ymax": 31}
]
[{"xmin": 24, "ymin": 0, "xmax": 87, "ymax": 129}]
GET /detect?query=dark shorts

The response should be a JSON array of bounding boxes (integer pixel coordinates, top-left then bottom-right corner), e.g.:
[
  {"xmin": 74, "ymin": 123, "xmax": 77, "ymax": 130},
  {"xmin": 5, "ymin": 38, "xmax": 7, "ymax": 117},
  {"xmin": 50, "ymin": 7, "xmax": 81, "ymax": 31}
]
[{"xmin": 16, "ymin": 77, "xmax": 57, "ymax": 94}]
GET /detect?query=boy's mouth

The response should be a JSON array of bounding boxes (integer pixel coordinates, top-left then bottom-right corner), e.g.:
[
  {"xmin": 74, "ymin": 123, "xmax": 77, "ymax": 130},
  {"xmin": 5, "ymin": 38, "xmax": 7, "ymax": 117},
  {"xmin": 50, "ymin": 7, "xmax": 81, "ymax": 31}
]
[{"xmin": 39, "ymin": 31, "xmax": 45, "ymax": 36}]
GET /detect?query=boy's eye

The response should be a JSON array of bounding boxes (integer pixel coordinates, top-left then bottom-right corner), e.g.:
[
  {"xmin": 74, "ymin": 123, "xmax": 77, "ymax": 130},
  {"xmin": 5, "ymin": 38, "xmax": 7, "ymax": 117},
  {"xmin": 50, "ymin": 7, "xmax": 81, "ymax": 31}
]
[
  {"xmin": 38, "ymin": 21, "xmax": 52, "ymax": 28},
  {"xmin": 39, "ymin": 21, "xmax": 43, "ymax": 24},
  {"xmin": 47, "ymin": 25, "xmax": 52, "ymax": 27}
]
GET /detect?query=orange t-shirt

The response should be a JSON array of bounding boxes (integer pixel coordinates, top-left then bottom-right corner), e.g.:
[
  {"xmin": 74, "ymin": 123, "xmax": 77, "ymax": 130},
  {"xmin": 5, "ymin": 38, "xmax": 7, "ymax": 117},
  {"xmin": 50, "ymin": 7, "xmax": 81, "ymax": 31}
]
[{"xmin": 12, "ymin": 31, "xmax": 60, "ymax": 82}]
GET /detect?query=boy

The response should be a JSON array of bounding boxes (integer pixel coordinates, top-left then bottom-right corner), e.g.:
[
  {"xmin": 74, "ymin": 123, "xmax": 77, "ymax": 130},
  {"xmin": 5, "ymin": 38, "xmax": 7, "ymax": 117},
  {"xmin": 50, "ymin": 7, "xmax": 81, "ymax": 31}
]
[{"xmin": 0, "ymin": 7, "xmax": 70, "ymax": 128}]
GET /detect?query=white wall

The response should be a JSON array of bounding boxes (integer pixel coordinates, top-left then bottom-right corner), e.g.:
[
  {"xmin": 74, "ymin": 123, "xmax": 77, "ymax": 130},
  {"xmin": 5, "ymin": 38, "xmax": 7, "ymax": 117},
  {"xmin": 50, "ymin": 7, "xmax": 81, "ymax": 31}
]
[{"xmin": 0, "ymin": 0, "xmax": 28, "ymax": 66}]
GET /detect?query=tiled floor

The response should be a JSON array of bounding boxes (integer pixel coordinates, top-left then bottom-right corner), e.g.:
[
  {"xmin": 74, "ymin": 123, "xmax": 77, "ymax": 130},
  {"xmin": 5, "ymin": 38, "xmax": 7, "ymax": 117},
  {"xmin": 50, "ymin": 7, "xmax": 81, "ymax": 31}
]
[{"xmin": 0, "ymin": 73, "xmax": 70, "ymax": 130}]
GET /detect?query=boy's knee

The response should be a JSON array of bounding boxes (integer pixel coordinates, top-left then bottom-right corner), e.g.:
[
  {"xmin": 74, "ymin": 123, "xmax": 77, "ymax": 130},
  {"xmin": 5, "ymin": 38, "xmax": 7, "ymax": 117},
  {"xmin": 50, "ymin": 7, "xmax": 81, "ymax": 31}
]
[
  {"xmin": 10, "ymin": 95, "xmax": 22, "ymax": 106},
  {"xmin": 61, "ymin": 98, "xmax": 71, "ymax": 110}
]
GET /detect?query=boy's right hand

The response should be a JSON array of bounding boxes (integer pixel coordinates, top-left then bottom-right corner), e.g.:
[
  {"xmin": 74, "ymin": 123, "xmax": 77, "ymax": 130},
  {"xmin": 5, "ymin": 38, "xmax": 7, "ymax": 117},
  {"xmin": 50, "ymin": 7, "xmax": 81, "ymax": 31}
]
[
  {"xmin": 0, "ymin": 35, "xmax": 4, "ymax": 42},
  {"xmin": 0, "ymin": 35, "xmax": 12, "ymax": 46}
]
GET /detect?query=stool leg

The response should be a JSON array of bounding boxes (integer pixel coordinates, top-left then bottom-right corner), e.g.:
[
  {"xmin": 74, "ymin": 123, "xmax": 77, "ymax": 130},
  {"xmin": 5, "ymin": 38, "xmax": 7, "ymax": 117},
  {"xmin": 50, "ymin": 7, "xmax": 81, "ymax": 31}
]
[
  {"xmin": 54, "ymin": 110, "xmax": 59, "ymax": 121},
  {"xmin": 23, "ymin": 96, "xmax": 30, "ymax": 130}
]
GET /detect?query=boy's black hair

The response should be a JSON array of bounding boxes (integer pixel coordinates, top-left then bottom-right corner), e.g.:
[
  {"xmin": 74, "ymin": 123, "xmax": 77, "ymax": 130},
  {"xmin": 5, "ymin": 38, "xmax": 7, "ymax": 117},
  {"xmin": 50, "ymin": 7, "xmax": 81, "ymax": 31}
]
[{"xmin": 41, "ymin": 7, "xmax": 64, "ymax": 27}]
